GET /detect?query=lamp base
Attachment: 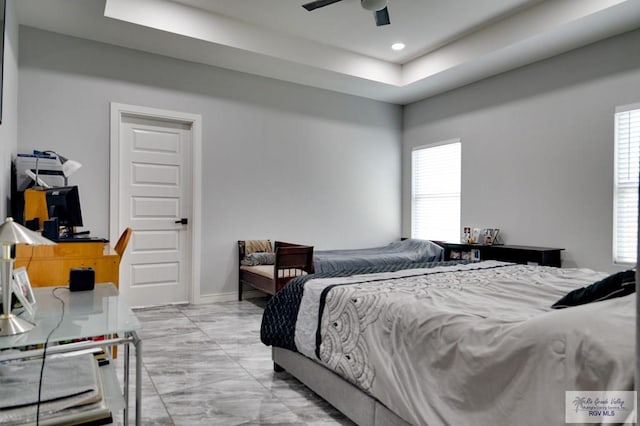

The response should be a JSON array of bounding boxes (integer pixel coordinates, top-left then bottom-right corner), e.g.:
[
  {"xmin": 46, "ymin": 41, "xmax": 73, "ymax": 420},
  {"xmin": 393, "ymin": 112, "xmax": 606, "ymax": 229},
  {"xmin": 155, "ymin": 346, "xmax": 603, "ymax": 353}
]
[{"xmin": 0, "ymin": 314, "xmax": 35, "ymax": 336}]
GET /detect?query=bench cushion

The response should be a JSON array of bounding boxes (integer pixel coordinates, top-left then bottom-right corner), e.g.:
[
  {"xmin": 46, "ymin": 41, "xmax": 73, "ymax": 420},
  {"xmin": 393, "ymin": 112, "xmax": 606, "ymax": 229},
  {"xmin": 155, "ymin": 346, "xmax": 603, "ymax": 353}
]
[{"xmin": 240, "ymin": 265, "xmax": 309, "ymax": 280}]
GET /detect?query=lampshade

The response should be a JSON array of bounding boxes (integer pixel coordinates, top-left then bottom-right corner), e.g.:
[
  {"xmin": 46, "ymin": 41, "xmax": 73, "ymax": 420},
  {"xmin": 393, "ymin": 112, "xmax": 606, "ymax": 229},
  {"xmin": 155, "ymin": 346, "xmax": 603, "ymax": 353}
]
[
  {"xmin": 0, "ymin": 217, "xmax": 56, "ymax": 246},
  {"xmin": 0, "ymin": 218, "xmax": 56, "ymax": 336},
  {"xmin": 361, "ymin": 0, "xmax": 386, "ymax": 11},
  {"xmin": 33, "ymin": 150, "xmax": 83, "ymax": 187},
  {"xmin": 57, "ymin": 154, "xmax": 83, "ymax": 178},
  {"xmin": 39, "ymin": 149, "xmax": 82, "ymax": 178}
]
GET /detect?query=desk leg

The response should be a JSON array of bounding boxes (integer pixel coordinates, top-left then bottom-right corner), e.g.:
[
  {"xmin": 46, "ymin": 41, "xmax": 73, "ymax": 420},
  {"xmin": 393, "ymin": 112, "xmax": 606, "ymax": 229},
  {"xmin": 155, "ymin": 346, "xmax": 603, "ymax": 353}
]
[
  {"xmin": 124, "ymin": 342, "xmax": 130, "ymax": 426},
  {"xmin": 134, "ymin": 332, "xmax": 142, "ymax": 426}
]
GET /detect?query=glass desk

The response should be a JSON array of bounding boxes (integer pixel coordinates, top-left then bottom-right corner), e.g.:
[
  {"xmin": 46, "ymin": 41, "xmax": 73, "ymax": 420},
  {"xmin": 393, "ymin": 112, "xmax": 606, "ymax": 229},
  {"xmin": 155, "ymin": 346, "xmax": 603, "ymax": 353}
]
[{"xmin": 0, "ymin": 283, "xmax": 142, "ymax": 425}]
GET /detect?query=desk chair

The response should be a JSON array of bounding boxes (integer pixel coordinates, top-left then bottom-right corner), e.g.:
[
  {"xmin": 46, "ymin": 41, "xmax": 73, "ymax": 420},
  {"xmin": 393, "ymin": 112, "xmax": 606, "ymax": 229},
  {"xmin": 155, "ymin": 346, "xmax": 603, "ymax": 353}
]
[{"xmin": 115, "ymin": 227, "xmax": 132, "ymax": 260}]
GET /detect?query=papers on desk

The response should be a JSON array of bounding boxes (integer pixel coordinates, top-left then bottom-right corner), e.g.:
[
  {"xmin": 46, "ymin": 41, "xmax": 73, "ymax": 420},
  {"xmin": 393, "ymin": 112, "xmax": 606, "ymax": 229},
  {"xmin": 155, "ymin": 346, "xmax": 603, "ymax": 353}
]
[{"xmin": 0, "ymin": 353, "xmax": 111, "ymax": 425}]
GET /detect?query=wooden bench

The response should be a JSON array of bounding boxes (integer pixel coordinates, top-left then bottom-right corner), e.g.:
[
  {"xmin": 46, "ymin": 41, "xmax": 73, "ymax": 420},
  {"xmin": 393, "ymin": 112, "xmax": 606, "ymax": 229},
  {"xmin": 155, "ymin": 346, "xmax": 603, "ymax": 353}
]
[{"xmin": 238, "ymin": 240, "xmax": 314, "ymax": 300}]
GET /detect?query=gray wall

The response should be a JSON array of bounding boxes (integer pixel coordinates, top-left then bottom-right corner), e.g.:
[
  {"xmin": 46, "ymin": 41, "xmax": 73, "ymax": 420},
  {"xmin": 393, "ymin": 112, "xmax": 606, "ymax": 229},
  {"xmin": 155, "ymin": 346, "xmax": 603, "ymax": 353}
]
[
  {"xmin": 1, "ymin": 0, "xmax": 18, "ymax": 216},
  {"xmin": 18, "ymin": 27, "xmax": 402, "ymax": 297},
  {"xmin": 16, "ymin": 23, "xmax": 640, "ymax": 299},
  {"xmin": 403, "ymin": 29, "xmax": 640, "ymax": 272}
]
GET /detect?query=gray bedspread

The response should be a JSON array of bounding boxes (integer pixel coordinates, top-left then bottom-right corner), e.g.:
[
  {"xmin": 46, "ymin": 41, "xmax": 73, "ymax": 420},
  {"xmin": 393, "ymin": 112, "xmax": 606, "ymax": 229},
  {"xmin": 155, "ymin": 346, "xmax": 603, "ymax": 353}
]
[
  {"xmin": 313, "ymin": 238, "xmax": 443, "ymax": 273},
  {"xmin": 292, "ymin": 261, "xmax": 635, "ymax": 425}
]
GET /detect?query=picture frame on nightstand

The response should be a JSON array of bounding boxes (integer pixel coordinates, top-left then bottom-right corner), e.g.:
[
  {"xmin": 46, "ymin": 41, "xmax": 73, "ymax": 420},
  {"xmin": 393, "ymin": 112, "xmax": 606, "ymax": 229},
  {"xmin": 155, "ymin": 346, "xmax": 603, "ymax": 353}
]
[
  {"xmin": 480, "ymin": 228, "xmax": 501, "ymax": 246},
  {"xmin": 491, "ymin": 228, "xmax": 500, "ymax": 245},
  {"xmin": 462, "ymin": 227, "xmax": 471, "ymax": 243},
  {"xmin": 481, "ymin": 228, "xmax": 494, "ymax": 245},
  {"xmin": 13, "ymin": 267, "xmax": 36, "ymax": 316},
  {"xmin": 471, "ymin": 228, "xmax": 481, "ymax": 244}
]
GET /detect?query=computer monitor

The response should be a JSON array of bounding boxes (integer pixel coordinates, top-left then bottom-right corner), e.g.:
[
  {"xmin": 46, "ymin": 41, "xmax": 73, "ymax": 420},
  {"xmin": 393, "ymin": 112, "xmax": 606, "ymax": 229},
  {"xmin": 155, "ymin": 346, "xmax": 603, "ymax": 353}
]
[{"xmin": 44, "ymin": 186, "xmax": 83, "ymax": 229}]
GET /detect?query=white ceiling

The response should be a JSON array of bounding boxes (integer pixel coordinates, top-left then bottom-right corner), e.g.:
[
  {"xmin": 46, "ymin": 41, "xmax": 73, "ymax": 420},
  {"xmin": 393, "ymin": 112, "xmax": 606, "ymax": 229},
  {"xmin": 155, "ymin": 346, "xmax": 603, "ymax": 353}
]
[
  {"xmin": 172, "ymin": 0, "xmax": 543, "ymax": 64},
  {"xmin": 16, "ymin": 0, "xmax": 640, "ymax": 105}
]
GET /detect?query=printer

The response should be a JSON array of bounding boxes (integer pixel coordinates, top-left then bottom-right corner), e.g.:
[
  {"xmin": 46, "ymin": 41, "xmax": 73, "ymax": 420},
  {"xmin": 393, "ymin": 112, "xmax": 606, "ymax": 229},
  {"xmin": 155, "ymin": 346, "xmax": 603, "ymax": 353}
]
[{"xmin": 14, "ymin": 152, "xmax": 66, "ymax": 191}]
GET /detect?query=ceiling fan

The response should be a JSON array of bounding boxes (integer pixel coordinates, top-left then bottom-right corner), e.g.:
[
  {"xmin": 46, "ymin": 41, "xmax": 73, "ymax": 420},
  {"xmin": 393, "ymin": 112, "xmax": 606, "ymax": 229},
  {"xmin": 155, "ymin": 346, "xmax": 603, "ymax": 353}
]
[{"xmin": 302, "ymin": 0, "xmax": 391, "ymax": 26}]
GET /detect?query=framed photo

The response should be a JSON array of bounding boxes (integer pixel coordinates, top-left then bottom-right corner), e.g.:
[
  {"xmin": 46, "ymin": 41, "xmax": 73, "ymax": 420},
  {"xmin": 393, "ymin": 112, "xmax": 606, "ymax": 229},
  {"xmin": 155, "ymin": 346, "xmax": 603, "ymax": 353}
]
[
  {"xmin": 461, "ymin": 226, "xmax": 471, "ymax": 243},
  {"xmin": 13, "ymin": 267, "xmax": 36, "ymax": 316},
  {"xmin": 491, "ymin": 228, "xmax": 500, "ymax": 245},
  {"xmin": 471, "ymin": 228, "xmax": 481, "ymax": 244},
  {"xmin": 481, "ymin": 228, "xmax": 494, "ymax": 245}
]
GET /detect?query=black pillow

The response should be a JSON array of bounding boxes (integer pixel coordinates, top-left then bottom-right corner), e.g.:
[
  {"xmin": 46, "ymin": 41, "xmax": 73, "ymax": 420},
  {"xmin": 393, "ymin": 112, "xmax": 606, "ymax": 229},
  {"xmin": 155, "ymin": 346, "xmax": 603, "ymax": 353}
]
[{"xmin": 551, "ymin": 269, "xmax": 636, "ymax": 309}]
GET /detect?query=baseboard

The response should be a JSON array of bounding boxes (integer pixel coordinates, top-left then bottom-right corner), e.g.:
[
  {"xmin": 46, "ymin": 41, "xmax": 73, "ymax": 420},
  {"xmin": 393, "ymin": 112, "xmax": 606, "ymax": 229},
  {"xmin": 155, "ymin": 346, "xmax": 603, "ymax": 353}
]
[
  {"xmin": 197, "ymin": 289, "xmax": 264, "ymax": 304},
  {"xmin": 132, "ymin": 301, "xmax": 189, "ymax": 310}
]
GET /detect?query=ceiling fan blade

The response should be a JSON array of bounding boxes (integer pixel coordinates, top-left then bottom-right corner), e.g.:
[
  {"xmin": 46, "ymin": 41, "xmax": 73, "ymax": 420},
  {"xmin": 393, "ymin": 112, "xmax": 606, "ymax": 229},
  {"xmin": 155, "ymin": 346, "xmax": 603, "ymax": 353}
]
[
  {"xmin": 374, "ymin": 7, "xmax": 390, "ymax": 26},
  {"xmin": 302, "ymin": 0, "xmax": 344, "ymax": 11}
]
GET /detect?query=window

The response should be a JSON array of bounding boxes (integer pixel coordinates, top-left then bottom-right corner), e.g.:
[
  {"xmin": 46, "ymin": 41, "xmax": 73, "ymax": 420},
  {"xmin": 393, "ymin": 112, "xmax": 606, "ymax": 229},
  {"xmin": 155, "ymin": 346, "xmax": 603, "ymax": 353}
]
[
  {"xmin": 613, "ymin": 104, "xmax": 640, "ymax": 264},
  {"xmin": 411, "ymin": 140, "xmax": 461, "ymax": 242}
]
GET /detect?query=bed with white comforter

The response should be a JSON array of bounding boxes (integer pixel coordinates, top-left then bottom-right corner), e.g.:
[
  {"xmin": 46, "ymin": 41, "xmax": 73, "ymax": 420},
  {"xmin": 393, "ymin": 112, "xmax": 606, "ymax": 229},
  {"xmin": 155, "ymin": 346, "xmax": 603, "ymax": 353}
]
[{"xmin": 261, "ymin": 260, "xmax": 635, "ymax": 425}]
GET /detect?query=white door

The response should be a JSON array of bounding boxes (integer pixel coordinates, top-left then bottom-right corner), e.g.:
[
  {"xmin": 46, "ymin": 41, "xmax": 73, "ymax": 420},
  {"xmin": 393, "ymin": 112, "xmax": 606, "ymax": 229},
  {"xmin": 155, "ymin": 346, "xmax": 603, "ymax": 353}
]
[{"xmin": 111, "ymin": 105, "xmax": 197, "ymax": 307}]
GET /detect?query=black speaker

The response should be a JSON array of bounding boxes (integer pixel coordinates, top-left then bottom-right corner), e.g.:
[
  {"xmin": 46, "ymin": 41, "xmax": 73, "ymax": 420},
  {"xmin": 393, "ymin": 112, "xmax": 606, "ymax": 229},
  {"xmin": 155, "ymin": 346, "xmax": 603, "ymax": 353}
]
[
  {"xmin": 25, "ymin": 218, "xmax": 40, "ymax": 231},
  {"xmin": 69, "ymin": 268, "xmax": 95, "ymax": 292},
  {"xmin": 42, "ymin": 218, "xmax": 59, "ymax": 240}
]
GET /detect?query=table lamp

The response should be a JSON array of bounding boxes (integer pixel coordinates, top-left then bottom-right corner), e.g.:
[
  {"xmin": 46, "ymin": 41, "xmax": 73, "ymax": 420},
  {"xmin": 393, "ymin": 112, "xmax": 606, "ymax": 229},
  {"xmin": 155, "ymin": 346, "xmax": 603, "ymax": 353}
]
[
  {"xmin": 0, "ymin": 217, "xmax": 56, "ymax": 336},
  {"xmin": 33, "ymin": 150, "xmax": 82, "ymax": 187}
]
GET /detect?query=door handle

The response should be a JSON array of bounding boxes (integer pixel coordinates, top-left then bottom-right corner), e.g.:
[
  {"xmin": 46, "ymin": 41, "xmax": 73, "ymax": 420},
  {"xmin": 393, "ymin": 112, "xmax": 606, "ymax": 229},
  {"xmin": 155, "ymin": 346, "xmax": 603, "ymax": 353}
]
[{"xmin": 175, "ymin": 218, "xmax": 188, "ymax": 225}]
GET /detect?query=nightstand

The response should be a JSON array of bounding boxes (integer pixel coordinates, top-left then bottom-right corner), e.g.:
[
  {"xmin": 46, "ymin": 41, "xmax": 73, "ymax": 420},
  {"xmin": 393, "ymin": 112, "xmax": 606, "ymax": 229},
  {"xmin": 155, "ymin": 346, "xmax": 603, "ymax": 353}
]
[{"xmin": 436, "ymin": 242, "xmax": 564, "ymax": 267}]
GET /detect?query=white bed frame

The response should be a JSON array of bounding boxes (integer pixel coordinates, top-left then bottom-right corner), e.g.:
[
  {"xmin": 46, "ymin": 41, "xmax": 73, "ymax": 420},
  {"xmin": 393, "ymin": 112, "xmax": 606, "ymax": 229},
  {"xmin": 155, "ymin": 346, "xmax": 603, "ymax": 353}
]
[{"xmin": 273, "ymin": 347, "xmax": 410, "ymax": 426}]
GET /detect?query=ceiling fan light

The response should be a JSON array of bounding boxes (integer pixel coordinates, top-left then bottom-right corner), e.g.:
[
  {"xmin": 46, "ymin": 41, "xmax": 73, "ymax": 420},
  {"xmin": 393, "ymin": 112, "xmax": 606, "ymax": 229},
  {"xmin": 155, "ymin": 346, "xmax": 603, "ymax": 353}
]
[{"xmin": 361, "ymin": 0, "xmax": 387, "ymax": 11}]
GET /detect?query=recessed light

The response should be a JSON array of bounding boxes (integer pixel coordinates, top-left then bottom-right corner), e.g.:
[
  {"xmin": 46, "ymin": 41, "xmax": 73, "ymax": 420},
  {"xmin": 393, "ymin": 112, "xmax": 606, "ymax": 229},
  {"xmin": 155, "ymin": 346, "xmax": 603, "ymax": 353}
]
[{"xmin": 391, "ymin": 43, "xmax": 405, "ymax": 51}]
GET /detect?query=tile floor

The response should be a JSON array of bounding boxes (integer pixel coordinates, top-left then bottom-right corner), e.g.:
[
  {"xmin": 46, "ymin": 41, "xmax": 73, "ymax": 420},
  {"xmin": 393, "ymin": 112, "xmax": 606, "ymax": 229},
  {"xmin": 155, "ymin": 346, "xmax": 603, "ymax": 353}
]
[{"xmin": 114, "ymin": 297, "xmax": 355, "ymax": 425}]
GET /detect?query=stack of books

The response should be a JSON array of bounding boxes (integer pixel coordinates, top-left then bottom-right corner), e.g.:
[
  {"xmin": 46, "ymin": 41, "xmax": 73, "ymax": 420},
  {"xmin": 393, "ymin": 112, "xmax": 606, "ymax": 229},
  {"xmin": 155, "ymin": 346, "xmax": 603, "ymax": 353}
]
[{"xmin": 0, "ymin": 353, "xmax": 111, "ymax": 425}]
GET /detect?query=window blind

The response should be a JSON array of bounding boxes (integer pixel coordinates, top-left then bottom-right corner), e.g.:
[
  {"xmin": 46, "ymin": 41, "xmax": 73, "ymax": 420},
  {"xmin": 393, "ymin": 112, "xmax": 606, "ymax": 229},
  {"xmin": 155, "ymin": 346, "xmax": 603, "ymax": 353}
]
[
  {"xmin": 613, "ymin": 104, "xmax": 640, "ymax": 264},
  {"xmin": 411, "ymin": 141, "xmax": 461, "ymax": 242}
]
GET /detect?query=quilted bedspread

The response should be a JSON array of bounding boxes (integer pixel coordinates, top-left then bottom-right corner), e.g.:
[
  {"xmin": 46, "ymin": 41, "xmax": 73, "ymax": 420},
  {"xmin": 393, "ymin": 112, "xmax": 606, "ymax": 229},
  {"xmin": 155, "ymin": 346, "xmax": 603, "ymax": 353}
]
[
  {"xmin": 261, "ymin": 260, "xmax": 458, "ymax": 351},
  {"xmin": 261, "ymin": 261, "xmax": 635, "ymax": 426}
]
